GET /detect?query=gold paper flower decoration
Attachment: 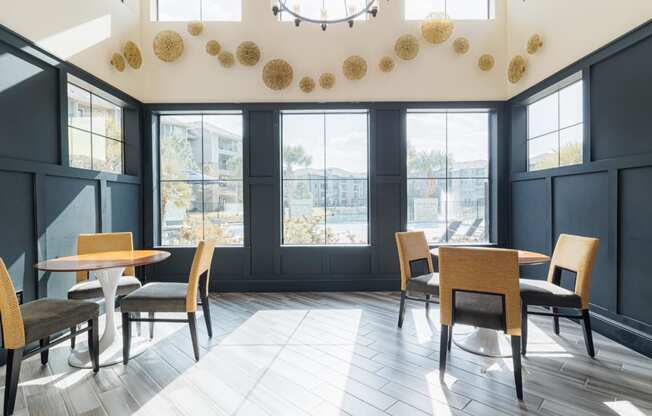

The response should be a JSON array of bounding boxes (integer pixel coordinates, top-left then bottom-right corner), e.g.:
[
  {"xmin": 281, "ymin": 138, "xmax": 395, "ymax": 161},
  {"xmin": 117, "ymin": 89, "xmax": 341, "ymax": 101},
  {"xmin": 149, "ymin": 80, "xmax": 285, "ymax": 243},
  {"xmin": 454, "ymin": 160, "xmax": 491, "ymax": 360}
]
[
  {"xmin": 218, "ymin": 51, "xmax": 235, "ymax": 68},
  {"xmin": 299, "ymin": 77, "xmax": 316, "ymax": 93},
  {"xmin": 153, "ymin": 30, "xmax": 184, "ymax": 62},
  {"xmin": 453, "ymin": 37, "xmax": 470, "ymax": 54},
  {"xmin": 421, "ymin": 15, "xmax": 454, "ymax": 44},
  {"xmin": 110, "ymin": 53, "xmax": 125, "ymax": 72},
  {"xmin": 122, "ymin": 41, "xmax": 142, "ymax": 69},
  {"xmin": 394, "ymin": 35, "xmax": 419, "ymax": 60},
  {"xmin": 205, "ymin": 40, "xmax": 221, "ymax": 56},
  {"xmin": 342, "ymin": 55, "xmax": 367, "ymax": 80},
  {"xmin": 319, "ymin": 72, "xmax": 336, "ymax": 89},
  {"xmin": 508, "ymin": 55, "xmax": 527, "ymax": 83},
  {"xmin": 478, "ymin": 54, "xmax": 495, "ymax": 71},
  {"xmin": 379, "ymin": 56, "xmax": 395, "ymax": 72},
  {"xmin": 187, "ymin": 21, "xmax": 204, "ymax": 36},
  {"xmin": 236, "ymin": 41, "xmax": 261, "ymax": 66},
  {"xmin": 527, "ymin": 34, "xmax": 544, "ymax": 54},
  {"xmin": 262, "ymin": 59, "xmax": 293, "ymax": 90}
]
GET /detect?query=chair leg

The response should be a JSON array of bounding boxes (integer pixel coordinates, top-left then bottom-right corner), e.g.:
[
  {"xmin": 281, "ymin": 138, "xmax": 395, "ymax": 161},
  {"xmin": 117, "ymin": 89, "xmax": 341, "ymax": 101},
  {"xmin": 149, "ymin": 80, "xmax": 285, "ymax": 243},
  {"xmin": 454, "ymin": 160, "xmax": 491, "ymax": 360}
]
[
  {"xmin": 87, "ymin": 318, "xmax": 100, "ymax": 373},
  {"xmin": 70, "ymin": 325, "xmax": 77, "ymax": 349},
  {"xmin": 447, "ymin": 325, "xmax": 453, "ymax": 351},
  {"xmin": 40, "ymin": 337, "xmax": 49, "ymax": 365},
  {"xmin": 122, "ymin": 313, "xmax": 132, "ymax": 365},
  {"xmin": 188, "ymin": 312, "xmax": 200, "ymax": 362},
  {"xmin": 511, "ymin": 336, "xmax": 523, "ymax": 400},
  {"xmin": 552, "ymin": 307, "xmax": 560, "ymax": 335},
  {"xmin": 425, "ymin": 294, "xmax": 431, "ymax": 313},
  {"xmin": 148, "ymin": 312, "xmax": 155, "ymax": 340},
  {"xmin": 4, "ymin": 348, "xmax": 23, "ymax": 416},
  {"xmin": 581, "ymin": 309, "xmax": 595, "ymax": 358},
  {"xmin": 439, "ymin": 325, "xmax": 449, "ymax": 375},
  {"xmin": 398, "ymin": 291, "xmax": 407, "ymax": 328},
  {"xmin": 521, "ymin": 301, "xmax": 528, "ymax": 356},
  {"xmin": 200, "ymin": 292, "xmax": 213, "ymax": 338}
]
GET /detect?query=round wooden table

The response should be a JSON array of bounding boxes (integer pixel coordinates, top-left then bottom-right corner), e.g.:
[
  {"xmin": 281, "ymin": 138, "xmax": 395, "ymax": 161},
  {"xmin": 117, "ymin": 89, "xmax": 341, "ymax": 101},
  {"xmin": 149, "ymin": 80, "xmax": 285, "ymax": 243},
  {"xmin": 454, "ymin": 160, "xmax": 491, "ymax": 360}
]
[
  {"xmin": 430, "ymin": 247, "xmax": 550, "ymax": 358},
  {"xmin": 35, "ymin": 250, "xmax": 170, "ymax": 368}
]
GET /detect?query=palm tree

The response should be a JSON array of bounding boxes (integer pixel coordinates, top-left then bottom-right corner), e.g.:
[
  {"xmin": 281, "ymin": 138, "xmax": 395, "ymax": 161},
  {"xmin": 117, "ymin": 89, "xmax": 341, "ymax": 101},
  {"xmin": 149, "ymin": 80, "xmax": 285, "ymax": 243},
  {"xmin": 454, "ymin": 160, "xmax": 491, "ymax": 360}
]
[{"xmin": 283, "ymin": 145, "xmax": 313, "ymax": 175}]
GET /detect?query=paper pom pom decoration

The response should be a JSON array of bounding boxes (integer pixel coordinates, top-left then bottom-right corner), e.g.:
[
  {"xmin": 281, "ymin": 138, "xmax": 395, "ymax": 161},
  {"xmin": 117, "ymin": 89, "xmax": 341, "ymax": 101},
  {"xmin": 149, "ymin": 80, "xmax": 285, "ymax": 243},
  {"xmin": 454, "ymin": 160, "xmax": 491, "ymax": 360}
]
[
  {"xmin": 218, "ymin": 51, "xmax": 235, "ymax": 68},
  {"xmin": 153, "ymin": 30, "xmax": 184, "ymax": 62},
  {"xmin": 342, "ymin": 55, "xmax": 367, "ymax": 80},
  {"xmin": 122, "ymin": 41, "xmax": 142, "ymax": 69},
  {"xmin": 262, "ymin": 59, "xmax": 293, "ymax": 90},
  {"xmin": 527, "ymin": 34, "xmax": 543, "ymax": 54},
  {"xmin": 508, "ymin": 55, "xmax": 527, "ymax": 83},
  {"xmin": 205, "ymin": 40, "xmax": 221, "ymax": 56},
  {"xmin": 187, "ymin": 21, "xmax": 204, "ymax": 36},
  {"xmin": 453, "ymin": 37, "xmax": 469, "ymax": 54},
  {"xmin": 110, "ymin": 53, "xmax": 125, "ymax": 72},
  {"xmin": 421, "ymin": 15, "xmax": 454, "ymax": 44},
  {"xmin": 236, "ymin": 41, "xmax": 261, "ymax": 66},
  {"xmin": 379, "ymin": 56, "xmax": 395, "ymax": 72},
  {"xmin": 478, "ymin": 54, "xmax": 495, "ymax": 71},
  {"xmin": 319, "ymin": 72, "xmax": 336, "ymax": 89},
  {"xmin": 394, "ymin": 35, "xmax": 419, "ymax": 60},
  {"xmin": 299, "ymin": 77, "xmax": 316, "ymax": 93}
]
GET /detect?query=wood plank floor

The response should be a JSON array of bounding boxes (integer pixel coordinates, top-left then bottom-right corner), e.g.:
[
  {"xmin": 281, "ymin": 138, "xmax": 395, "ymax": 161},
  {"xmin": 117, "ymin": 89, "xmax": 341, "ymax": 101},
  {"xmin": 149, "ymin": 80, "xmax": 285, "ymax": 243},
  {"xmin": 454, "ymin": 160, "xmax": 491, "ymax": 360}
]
[{"xmin": 2, "ymin": 292, "xmax": 652, "ymax": 416}]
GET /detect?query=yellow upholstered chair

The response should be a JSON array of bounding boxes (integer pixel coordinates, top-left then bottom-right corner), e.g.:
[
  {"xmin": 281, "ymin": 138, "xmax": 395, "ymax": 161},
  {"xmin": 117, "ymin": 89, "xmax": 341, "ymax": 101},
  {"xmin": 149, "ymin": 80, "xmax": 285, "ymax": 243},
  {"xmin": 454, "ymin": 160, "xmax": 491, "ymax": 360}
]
[
  {"xmin": 121, "ymin": 240, "xmax": 216, "ymax": 362},
  {"xmin": 68, "ymin": 232, "xmax": 142, "ymax": 348},
  {"xmin": 1, "ymin": 258, "xmax": 99, "ymax": 415},
  {"xmin": 520, "ymin": 234, "xmax": 600, "ymax": 357},
  {"xmin": 395, "ymin": 231, "xmax": 439, "ymax": 327},
  {"xmin": 438, "ymin": 247, "xmax": 523, "ymax": 400}
]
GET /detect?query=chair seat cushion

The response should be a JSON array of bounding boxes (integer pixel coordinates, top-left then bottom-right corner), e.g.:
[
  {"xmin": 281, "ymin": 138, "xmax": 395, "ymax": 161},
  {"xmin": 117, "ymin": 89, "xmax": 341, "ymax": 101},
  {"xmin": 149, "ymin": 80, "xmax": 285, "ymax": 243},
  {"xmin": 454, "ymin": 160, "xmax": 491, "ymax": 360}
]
[
  {"xmin": 21, "ymin": 299, "xmax": 99, "ymax": 344},
  {"xmin": 453, "ymin": 291, "xmax": 505, "ymax": 331},
  {"xmin": 120, "ymin": 282, "xmax": 188, "ymax": 313},
  {"xmin": 520, "ymin": 279, "xmax": 582, "ymax": 308},
  {"xmin": 406, "ymin": 273, "xmax": 439, "ymax": 295},
  {"xmin": 68, "ymin": 276, "xmax": 141, "ymax": 300}
]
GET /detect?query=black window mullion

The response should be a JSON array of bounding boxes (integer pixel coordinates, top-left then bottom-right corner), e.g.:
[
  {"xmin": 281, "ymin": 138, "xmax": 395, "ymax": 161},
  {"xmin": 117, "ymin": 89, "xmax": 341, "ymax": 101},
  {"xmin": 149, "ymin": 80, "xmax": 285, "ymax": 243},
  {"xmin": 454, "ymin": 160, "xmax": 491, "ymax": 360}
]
[
  {"xmin": 444, "ymin": 113, "xmax": 449, "ymax": 243},
  {"xmin": 323, "ymin": 113, "xmax": 328, "ymax": 244},
  {"xmin": 201, "ymin": 114, "xmax": 206, "ymax": 242}
]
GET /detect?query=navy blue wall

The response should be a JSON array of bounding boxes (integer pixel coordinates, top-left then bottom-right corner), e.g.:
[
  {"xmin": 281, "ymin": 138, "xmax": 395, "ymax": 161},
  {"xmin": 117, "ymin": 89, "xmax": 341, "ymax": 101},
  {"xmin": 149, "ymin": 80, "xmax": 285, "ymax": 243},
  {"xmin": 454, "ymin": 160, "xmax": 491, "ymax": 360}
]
[{"xmin": 506, "ymin": 20, "xmax": 652, "ymax": 357}]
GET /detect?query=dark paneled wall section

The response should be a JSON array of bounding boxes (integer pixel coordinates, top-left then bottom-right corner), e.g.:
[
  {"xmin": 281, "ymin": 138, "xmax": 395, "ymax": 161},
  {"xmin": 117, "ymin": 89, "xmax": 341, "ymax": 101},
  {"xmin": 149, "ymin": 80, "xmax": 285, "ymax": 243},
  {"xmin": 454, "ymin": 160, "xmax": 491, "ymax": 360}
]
[{"xmin": 507, "ymin": 21, "xmax": 652, "ymax": 357}]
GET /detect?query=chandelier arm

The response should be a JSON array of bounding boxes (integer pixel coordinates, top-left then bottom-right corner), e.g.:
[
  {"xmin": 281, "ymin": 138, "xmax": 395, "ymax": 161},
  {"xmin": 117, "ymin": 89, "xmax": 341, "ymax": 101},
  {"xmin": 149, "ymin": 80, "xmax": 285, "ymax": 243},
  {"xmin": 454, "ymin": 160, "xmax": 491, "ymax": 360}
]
[{"xmin": 277, "ymin": 0, "xmax": 377, "ymax": 24}]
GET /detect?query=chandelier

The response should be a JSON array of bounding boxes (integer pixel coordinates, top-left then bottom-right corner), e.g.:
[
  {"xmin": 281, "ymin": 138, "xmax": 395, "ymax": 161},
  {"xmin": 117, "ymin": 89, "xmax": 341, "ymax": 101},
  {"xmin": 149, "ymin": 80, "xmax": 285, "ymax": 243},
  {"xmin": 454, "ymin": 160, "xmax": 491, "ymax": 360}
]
[{"xmin": 272, "ymin": 0, "xmax": 380, "ymax": 31}]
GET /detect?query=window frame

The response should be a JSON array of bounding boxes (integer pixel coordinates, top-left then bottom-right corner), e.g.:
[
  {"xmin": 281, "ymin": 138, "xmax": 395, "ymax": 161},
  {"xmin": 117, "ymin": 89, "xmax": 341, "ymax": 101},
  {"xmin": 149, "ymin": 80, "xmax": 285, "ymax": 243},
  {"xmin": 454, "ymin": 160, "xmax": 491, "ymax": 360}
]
[
  {"xmin": 66, "ymin": 80, "xmax": 125, "ymax": 174},
  {"xmin": 405, "ymin": 108, "xmax": 492, "ymax": 245},
  {"xmin": 526, "ymin": 73, "xmax": 584, "ymax": 172},
  {"xmin": 280, "ymin": 109, "xmax": 371, "ymax": 247},
  {"xmin": 404, "ymin": 0, "xmax": 493, "ymax": 21},
  {"xmin": 155, "ymin": 0, "xmax": 241, "ymax": 22},
  {"xmin": 157, "ymin": 111, "xmax": 245, "ymax": 247}
]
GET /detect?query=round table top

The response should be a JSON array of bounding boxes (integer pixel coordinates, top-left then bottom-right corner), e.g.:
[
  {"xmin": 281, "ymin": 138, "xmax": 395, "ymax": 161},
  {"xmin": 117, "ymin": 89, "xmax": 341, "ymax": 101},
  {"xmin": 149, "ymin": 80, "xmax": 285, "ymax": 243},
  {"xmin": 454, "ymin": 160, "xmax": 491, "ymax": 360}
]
[
  {"xmin": 429, "ymin": 247, "xmax": 550, "ymax": 265},
  {"xmin": 34, "ymin": 250, "xmax": 171, "ymax": 272}
]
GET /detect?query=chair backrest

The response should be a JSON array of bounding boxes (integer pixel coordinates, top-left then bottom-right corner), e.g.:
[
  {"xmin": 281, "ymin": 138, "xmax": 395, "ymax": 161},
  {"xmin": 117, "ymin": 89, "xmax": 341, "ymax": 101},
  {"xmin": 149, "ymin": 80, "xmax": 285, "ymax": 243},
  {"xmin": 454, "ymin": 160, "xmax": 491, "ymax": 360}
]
[
  {"xmin": 439, "ymin": 247, "xmax": 521, "ymax": 336},
  {"xmin": 0, "ymin": 258, "xmax": 25, "ymax": 349},
  {"xmin": 186, "ymin": 240, "xmax": 216, "ymax": 312},
  {"xmin": 76, "ymin": 232, "xmax": 135, "ymax": 282},
  {"xmin": 395, "ymin": 231, "xmax": 434, "ymax": 291},
  {"xmin": 547, "ymin": 234, "xmax": 600, "ymax": 309}
]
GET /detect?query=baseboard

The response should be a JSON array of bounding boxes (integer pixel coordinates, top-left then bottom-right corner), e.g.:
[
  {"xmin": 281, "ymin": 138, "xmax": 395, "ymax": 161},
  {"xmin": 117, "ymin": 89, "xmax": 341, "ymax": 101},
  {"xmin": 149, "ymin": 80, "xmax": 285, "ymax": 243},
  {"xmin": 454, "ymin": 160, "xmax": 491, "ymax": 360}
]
[
  {"xmin": 591, "ymin": 312, "xmax": 652, "ymax": 359},
  {"xmin": 212, "ymin": 279, "xmax": 399, "ymax": 292}
]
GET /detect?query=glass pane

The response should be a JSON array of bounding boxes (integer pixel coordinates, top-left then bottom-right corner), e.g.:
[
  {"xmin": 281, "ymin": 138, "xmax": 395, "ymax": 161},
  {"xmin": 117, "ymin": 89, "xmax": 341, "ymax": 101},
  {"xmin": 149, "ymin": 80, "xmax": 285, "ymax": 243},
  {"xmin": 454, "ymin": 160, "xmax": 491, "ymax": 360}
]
[
  {"xmin": 68, "ymin": 83, "xmax": 91, "ymax": 131},
  {"xmin": 92, "ymin": 135, "xmax": 123, "ymax": 174},
  {"xmin": 283, "ymin": 180, "xmax": 326, "ymax": 245},
  {"xmin": 559, "ymin": 81, "xmax": 583, "ymax": 129},
  {"xmin": 202, "ymin": 0, "xmax": 241, "ymax": 21},
  {"xmin": 92, "ymin": 95, "xmax": 122, "ymax": 140},
  {"xmin": 282, "ymin": 114, "xmax": 325, "ymax": 179},
  {"xmin": 407, "ymin": 179, "xmax": 446, "ymax": 244},
  {"xmin": 447, "ymin": 0, "xmax": 489, "ymax": 19},
  {"xmin": 326, "ymin": 180, "xmax": 368, "ymax": 244},
  {"xmin": 528, "ymin": 93, "xmax": 558, "ymax": 139},
  {"xmin": 157, "ymin": 0, "xmax": 200, "ymax": 21},
  {"xmin": 528, "ymin": 132, "xmax": 559, "ymax": 171},
  {"xmin": 160, "ymin": 115, "xmax": 203, "ymax": 180},
  {"xmin": 407, "ymin": 113, "xmax": 446, "ymax": 178},
  {"xmin": 325, "ymin": 113, "xmax": 367, "ymax": 179},
  {"xmin": 160, "ymin": 182, "xmax": 203, "ymax": 246},
  {"xmin": 447, "ymin": 113, "xmax": 489, "ymax": 178},
  {"xmin": 204, "ymin": 181, "xmax": 244, "ymax": 245},
  {"xmin": 559, "ymin": 124, "xmax": 583, "ymax": 167},
  {"xmin": 203, "ymin": 114, "xmax": 243, "ymax": 180},
  {"xmin": 281, "ymin": 0, "xmax": 367, "ymax": 21},
  {"xmin": 447, "ymin": 179, "xmax": 488, "ymax": 243},
  {"xmin": 68, "ymin": 127, "xmax": 91, "ymax": 170},
  {"xmin": 405, "ymin": 0, "xmax": 445, "ymax": 19}
]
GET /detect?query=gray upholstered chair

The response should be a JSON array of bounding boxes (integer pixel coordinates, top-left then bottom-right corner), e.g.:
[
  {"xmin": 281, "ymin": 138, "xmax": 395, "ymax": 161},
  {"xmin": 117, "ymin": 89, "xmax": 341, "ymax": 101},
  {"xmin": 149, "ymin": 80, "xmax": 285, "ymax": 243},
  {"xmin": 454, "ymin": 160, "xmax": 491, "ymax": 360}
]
[
  {"xmin": 395, "ymin": 231, "xmax": 439, "ymax": 328},
  {"xmin": 121, "ymin": 240, "xmax": 215, "ymax": 362},
  {"xmin": 69, "ymin": 232, "xmax": 142, "ymax": 348},
  {"xmin": 0, "ymin": 258, "xmax": 100, "ymax": 416},
  {"xmin": 520, "ymin": 234, "xmax": 600, "ymax": 357}
]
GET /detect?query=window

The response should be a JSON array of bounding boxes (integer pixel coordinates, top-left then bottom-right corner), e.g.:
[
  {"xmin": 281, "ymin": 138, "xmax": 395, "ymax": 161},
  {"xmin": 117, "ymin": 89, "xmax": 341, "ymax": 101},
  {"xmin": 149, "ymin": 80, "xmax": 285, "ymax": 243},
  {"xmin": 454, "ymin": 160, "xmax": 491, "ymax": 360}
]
[
  {"xmin": 279, "ymin": 0, "xmax": 368, "ymax": 22},
  {"xmin": 155, "ymin": 0, "xmax": 241, "ymax": 21},
  {"xmin": 527, "ymin": 78, "xmax": 583, "ymax": 171},
  {"xmin": 159, "ymin": 113, "xmax": 244, "ymax": 246},
  {"xmin": 281, "ymin": 110, "xmax": 369, "ymax": 245},
  {"xmin": 405, "ymin": 0, "xmax": 492, "ymax": 20},
  {"xmin": 67, "ymin": 82, "xmax": 123, "ymax": 174},
  {"xmin": 406, "ymin": 110, "xmax": 490, "ymax": 244}
]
